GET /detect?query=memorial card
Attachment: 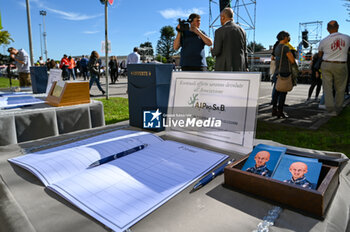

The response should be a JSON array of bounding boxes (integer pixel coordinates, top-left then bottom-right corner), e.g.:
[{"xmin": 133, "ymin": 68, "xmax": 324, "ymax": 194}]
[
  {"xmin": 52, "ymin": 80, "xmax": 65, "ymax": 98},
  {"xmin": 241, "ymin": 144, "xmax": 286, "ymax": 177},
  {"xmin": 272, "ymin": 155, "xmax": 322, "ymax": 190},
  {"xmin": 242, "ymin": 145, "xmax": 322, "ymax": 190},
  {"xmin": 166, "ymin": 72, "xmax": 261, "ymax": 154}
]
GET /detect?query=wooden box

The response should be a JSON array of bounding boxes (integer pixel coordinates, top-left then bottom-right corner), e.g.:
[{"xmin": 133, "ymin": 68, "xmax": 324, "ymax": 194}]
[
  {"xmin": 46, "ymin": 81, "xmax": 90, "ymax": 107},
  {"xmin": 224, "ymin": 155, "xmax": 339, "ymax": 218}
]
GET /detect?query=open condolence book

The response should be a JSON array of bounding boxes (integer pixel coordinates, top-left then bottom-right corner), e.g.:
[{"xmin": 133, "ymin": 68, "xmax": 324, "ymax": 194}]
[
  {"xmin": 241, "ymin": 144, "xmax": 322, "ymax": 190},
  {"xmin": 9, "ymin": 130, "xmax": 228, "ymax": 232}
]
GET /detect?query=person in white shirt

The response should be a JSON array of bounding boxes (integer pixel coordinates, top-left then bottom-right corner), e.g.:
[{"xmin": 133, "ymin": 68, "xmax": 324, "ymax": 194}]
[
  {"xmin": 38, "ymin": 56, "xmax": 45, "ymax": 66},
  {"xmin": 318, "ymin": 20, "xmax": 350, "ymax": 115},
  {"xmin": 127, "ymin": 47, "xmax": 141, "ymax": 65},
  {"xmin": 125, "ymin": 47, "xmax": 141, "ymax": 94},
  {"xmin": 8, "ymin": 47, "xmax": 31, "ymax": 87}
]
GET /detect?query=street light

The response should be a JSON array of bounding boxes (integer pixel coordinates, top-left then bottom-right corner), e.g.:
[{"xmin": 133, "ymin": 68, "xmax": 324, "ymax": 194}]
[
  {"xmin": 40, "ymin": 10, "xmax": 48, "ymax": 60},
  {"xmin": 39, "ymin": 24, "xmax": 43, "ymax": 58},
  {"xmin": 25, "ymin": 0, "xmax": 34, "ymax": 66},
  {"xmin": 99, "ymin": 0, "xmax": 114, "ymax": 99}
]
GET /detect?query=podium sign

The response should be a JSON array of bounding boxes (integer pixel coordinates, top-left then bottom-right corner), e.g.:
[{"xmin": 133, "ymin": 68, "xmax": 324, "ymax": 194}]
[
  {"xmin": 166, "ymin": 72, "xmax": 261, "ymax": 154},
  {"xmin": 46, "ymin": 81, "xmax": 90, "ymax": 107}
]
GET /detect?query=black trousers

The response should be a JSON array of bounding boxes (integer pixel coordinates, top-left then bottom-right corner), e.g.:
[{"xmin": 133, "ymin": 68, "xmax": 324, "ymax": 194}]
[
  {"xmin": 272, "ymin": 90, "xmax": 287, "ymax": 111},
  {"xmin": 181, "ymin": 66, "xmax": 207, "ymax": 71},
  {"xmin": 308, "ymin": 76, "xmax": 322, "ymax": 99},
  {"xmin": 110, "ymin": 69, "xmax": 118, "ymax": 83}
]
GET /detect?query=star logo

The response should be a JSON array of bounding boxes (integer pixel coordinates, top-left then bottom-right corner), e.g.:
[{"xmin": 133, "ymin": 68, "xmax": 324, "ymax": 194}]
[
  {"xmin": 143, "ymin": 109, "xmax": 162, "ymax": 128},
  {"xmin": 150, "ymin": 109, "xmax": 162, "ymax": 122}
]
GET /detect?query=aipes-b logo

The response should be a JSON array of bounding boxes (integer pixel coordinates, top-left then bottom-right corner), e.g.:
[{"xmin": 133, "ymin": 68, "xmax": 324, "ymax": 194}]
[{"xmin": 143, "ymin": 109, "xmax": 162, "ymax": 128}]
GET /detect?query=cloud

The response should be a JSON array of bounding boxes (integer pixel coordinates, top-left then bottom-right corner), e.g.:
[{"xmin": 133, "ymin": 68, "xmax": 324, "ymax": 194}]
[
  {"xmin": 143, "ymin": 31, "xmax": 157, "ymax": 36},
  {"xmin": 18, "ymin": 2, "xmax": 26, "ymax": 8},
  {"xmin": 83, "ymin": 30, "xmax": 100, "ymax": 34},
  {"xmin": 159, "ymin": 8, "xmax": 205, "ymax": 19},
  {"xmin": 26, "ymin": 0, "xmax": 102, "ymax": 21},
  {"xmin": 46, "ymin": 7, "xmax": 103, "ymax": 21}
]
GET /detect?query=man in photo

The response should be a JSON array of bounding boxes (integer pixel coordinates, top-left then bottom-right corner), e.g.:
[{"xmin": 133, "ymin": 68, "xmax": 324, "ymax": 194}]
[
  {"xmin": 284, "ymin": 162, "xmax": 312, "ymax": 189},
  {"xmin": 246, "ymin": 151, "xmax": 271, "ymax": 177}
]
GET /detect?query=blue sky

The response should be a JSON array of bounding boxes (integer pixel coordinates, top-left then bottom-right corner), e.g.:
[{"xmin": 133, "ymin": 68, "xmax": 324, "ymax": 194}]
[{"xmin": 1, "ymin": 0, "xmax": 349, "ymax": 61}]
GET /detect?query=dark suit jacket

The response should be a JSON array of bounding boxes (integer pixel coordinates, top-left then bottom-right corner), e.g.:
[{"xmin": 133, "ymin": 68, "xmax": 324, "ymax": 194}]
[{"xmin": 211, "ymin": 21, "xmax": 248, "ymax": 71}]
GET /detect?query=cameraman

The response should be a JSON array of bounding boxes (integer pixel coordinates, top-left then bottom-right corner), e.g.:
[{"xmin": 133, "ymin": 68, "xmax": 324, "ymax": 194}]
[
  {"xmin": 7, "ymin": 47, "xmax": 31, "ymax": 87},
  {"xmin": 173, "ymin": 13, "xmax": 212, "ymax": 71}
]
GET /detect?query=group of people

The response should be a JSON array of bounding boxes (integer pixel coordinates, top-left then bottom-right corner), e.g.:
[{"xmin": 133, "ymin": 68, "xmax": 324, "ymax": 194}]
[
  {"xmin": 172, "ymin": 7, "xmax": 349, "ymax": 118},
  {"xmin": 59, "ymin": 53, "xmax": 125, "ymax": 95},
  {"xmin": 35, "ymin": 57, "xmax": 59, "ymax": 71},
  {"xmin": 6, "ymin": 47, "xmax": 125, "ymax": 96},
  {"xmin": 6, "ymin": 8, "xmax": 349, "ymax": 115},
  {"xmin": 269, "ymin": 20, "xmax": 350, "ymax": 118},
  {"xmin": 59, "ymin": 54, "xmax": 91, "ymax": 81}
]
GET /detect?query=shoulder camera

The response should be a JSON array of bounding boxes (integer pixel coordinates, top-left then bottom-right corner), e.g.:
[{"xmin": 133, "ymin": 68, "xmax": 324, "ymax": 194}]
[{"xmin": 176, "ymin": 18, "xmax": 191, "ymax": 32}]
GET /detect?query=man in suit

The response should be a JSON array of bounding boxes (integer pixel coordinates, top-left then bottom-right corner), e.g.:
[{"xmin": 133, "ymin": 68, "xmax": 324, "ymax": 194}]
[{"xmin": 211, "ymin": 7, "xmax": 248, "ymax": 71}]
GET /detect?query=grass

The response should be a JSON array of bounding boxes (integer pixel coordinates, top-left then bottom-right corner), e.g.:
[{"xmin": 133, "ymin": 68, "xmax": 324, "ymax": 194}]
[
  {"xmin": 0, "ymin": 77, "xmax": 19, "ymax": 88},
  {"xmin": 95, "ymin": 97, "xmax": 129, "ymax": 125},
  {"xmin": 256, "ymin": 106, "xmax": 350, "ymax": 157},
  {"xmin": 97, "ymin": 97, "xmax": 350, "ymax": 158}
]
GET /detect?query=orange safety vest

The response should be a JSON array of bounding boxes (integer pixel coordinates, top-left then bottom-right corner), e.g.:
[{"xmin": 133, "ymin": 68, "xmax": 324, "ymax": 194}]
[{"xmin": 68, "ymin": 58, "xmax": 76, "ymax": 69}]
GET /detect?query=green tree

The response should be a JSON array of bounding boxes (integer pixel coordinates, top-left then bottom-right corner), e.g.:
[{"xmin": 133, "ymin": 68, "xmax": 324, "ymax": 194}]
[
  {"xmin": 156, "ymin": 26, "xmax": 175, "ymax": 62},
  {"xmin": 247, "ymin": 42, "xmax": 265, "ymax": 52},
  {"xmin": 155, "ymin": 54, "xmax": 167, "ymax": 63},
  {"xmin": 0, "ymin": 30, "xmax": 14, "ymax": 46}
]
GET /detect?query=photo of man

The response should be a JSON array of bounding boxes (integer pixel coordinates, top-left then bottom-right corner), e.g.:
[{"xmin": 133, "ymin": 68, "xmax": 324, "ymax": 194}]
[
  {"xmin": 284, "ymin": 162, "xmax": 312, "ymax": 189},
  {"xmin": 246, "ymin": 151, "xmax": 272, "ymax": 177}
]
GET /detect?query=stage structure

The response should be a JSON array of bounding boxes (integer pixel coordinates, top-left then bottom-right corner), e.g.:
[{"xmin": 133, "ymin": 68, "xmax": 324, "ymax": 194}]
[
  {"xmin": 209, "ymin": 0, "xmax": 257, "ymax": 69},
  {"xmin": 138, "ymin": 46, "xmax": 154, "ymax": 62},
  {"xmin": 297, "ymin": 21, "xmax": 323, "ymax": 61}
]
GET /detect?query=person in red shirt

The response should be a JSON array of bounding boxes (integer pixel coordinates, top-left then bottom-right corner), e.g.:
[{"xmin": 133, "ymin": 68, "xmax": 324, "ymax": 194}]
[{"xmin": 60, "ymin": 54, "xmax": 69, "ymax": 80}]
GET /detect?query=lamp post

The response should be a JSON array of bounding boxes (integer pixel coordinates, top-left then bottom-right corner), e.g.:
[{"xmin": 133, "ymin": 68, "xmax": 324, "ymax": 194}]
[
  {"xmin": 100, "ymin": 0, "xmax": 114, "ymax": 99},
  {"xmin": 25, "ymin": 0, "xmax": 34, "ymax": 66},
  {"xmin": 40, "ymin": 10, "xmax": 48, "ymax": 61},
  {"xmin": 39, "ymin": 24, "xmax": 43, "ymax": 59}
]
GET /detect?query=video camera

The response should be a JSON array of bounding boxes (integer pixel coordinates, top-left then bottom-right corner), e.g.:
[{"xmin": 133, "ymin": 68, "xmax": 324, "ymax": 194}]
[
  {"xmin": 0, "ymin": 54, "xmax": 13, "ymax": 65},
  {"xmin": 176, "ymin": 18, "xmax": 191, "ymax": 32}
]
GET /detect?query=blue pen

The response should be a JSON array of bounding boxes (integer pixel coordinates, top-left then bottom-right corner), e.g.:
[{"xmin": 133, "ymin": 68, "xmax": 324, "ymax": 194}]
[
  {"xmin": 192, "ymin": 158, "xmax": 235, "ymax": 191},
  {"xmin": 88, "ymin": 144, "xmax": 148, "ymax": 168}
]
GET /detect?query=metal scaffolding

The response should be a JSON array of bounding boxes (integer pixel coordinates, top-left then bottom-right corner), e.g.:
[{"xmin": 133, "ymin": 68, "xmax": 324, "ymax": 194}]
[
  {"xmin": 209, "ymin": 0, "xmax": 257, "ymax": 67},
  {"xmin": 298, "ymin": 21, "xmax": 323, "ymax": 58}
]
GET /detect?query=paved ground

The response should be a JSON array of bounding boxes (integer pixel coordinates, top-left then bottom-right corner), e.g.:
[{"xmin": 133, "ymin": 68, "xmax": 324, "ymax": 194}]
[
  {"xmin": 89, "ymin": 74, "xmax": 128, "ymax": 98},
  {"xmin": 89, "ymin": 75, "xmax": 349, "ymax": 130}
]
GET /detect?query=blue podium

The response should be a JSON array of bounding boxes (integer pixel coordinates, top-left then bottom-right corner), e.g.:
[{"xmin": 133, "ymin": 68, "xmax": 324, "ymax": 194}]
[{"xmin": 128, "ymin": 63, "xmax": 172, "ymax": 130}]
